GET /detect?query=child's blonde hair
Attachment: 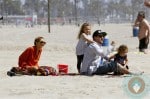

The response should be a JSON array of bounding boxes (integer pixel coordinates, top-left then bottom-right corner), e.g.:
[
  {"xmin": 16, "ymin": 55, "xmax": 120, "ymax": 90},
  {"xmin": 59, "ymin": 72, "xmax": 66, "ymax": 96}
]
[
  {"xmin": 77, "ymin": 23, "xmax": 91, "ymax": 39},
  {"xmin": 117, "ymin": 45, "xmax": 128, "ymax": 54}
]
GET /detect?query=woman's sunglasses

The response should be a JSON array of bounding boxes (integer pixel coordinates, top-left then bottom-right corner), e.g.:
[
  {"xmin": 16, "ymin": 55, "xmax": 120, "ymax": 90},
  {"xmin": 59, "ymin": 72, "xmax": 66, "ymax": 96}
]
[{"xmin": 40, "ymin": 41, "xmax": 46, "ymax": 44}]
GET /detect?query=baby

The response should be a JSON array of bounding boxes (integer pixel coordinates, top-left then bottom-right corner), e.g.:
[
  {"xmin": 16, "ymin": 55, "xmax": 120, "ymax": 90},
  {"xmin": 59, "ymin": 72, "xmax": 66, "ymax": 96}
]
[{"xmin": 106, "ymin": 41, "xmax": 116, "ymax": 56}]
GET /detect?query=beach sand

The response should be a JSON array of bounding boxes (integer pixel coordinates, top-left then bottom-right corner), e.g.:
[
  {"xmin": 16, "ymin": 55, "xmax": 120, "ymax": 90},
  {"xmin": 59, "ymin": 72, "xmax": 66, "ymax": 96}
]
[{"xmin": 0, "ymin": 24, "xmax": 150, "ymax": 99}]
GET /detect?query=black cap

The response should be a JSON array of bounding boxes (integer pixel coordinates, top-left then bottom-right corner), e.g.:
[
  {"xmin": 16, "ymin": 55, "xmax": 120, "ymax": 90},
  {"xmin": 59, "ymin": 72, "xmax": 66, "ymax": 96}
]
[{"xmin": 93, "ymin": 30, "xmax": 107, "ymax": 38}]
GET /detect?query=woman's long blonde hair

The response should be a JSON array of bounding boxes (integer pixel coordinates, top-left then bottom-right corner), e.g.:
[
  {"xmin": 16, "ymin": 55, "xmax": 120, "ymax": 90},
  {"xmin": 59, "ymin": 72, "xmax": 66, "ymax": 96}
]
[{"xmin": 77, "ymin": 23, "xmax": 91, "ymax": 39}]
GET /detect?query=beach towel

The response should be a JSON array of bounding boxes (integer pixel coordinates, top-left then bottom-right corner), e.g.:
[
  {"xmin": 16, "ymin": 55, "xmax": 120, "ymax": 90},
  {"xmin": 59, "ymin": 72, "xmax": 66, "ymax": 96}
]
[
  {"xmin": 7, "ymin": 66, "xmax": 57, "ymax": 76},
  {"xmin": 37, "ymin": 66, "xmax": 57, "ymax": 76}
]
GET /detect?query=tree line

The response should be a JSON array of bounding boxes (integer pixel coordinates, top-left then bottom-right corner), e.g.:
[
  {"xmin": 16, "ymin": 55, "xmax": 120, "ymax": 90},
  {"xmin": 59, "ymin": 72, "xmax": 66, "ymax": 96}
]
[{"xmin": 0, "ymin": 0, "xmax": 148, "ymax": 24}]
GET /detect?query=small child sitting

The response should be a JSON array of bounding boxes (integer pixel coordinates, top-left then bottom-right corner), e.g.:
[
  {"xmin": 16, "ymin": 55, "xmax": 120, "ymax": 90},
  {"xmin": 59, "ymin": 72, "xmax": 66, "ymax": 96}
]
[{"xmin": 109, "ymin": 44, "xmax": 129, "ymax": 75}]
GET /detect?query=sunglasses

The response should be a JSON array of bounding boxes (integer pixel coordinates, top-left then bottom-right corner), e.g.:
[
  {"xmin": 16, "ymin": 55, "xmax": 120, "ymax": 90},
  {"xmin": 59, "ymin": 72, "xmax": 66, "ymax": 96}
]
[
  {"xmin": 98, "ymin": 35, "xmax": 103, "ymax": 38},
  {"xmin": 40, "ymin": 41, "xmax": 46, "ymax": 44}
]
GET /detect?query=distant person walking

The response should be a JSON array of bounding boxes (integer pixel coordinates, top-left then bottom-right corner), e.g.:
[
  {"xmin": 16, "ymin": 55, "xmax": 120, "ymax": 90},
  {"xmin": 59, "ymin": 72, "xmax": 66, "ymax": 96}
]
[{"xmin": 134, "ymin": 11, "xmax": 150, "ymax": 54}]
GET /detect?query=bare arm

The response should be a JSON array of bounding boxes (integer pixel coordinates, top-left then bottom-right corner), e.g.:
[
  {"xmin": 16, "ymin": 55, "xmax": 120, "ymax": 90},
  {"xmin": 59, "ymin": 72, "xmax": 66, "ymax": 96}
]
[
  {"xmin": 144, "ymin": 19, "xmax": 150, "ymax": 38},
  {"xmin": 134, "ymin": 18, "xmax": 140, "ymax": 27},
  {"xmin": 82, "ymin": 33, "xmax": 94, "ymax": 43},
  {"xmin": 108, "ymin": 55, "xmax": 115, "ymax": 61},
  {"xmin": 124, "ymin": 58, "xmax": 128, "ymax": 66}
]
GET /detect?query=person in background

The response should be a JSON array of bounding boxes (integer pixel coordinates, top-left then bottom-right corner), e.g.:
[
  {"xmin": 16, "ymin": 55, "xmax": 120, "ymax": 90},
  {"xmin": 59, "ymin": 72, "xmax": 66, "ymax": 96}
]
[
  {"xmin": 7, "ymin": 36, "xmax": 57, "ymax": 76},
  {"xmin": 134, "ymin": 11, "xmax": 150, "ymax": 54},
  {"xmin": 76, "ymin": 23, "xmax": 94, "ymax": 73},
  {"xmin": 109, "ymin": 44, "xmax": 129, "ymax": 75}
]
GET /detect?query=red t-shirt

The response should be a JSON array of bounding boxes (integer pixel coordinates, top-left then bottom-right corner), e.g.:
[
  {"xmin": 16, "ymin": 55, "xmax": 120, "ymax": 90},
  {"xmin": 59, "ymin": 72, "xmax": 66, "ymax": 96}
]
[{"xmin": 18, "ymin": 46, "xmax": 42, "ymax": 69}]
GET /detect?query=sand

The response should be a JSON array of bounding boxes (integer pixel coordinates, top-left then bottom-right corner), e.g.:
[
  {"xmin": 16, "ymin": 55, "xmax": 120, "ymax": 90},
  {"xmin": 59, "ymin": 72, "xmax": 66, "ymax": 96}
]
[{"xmin": 0, "ymin": 23, "xmax": 150, "ymax": 99}]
